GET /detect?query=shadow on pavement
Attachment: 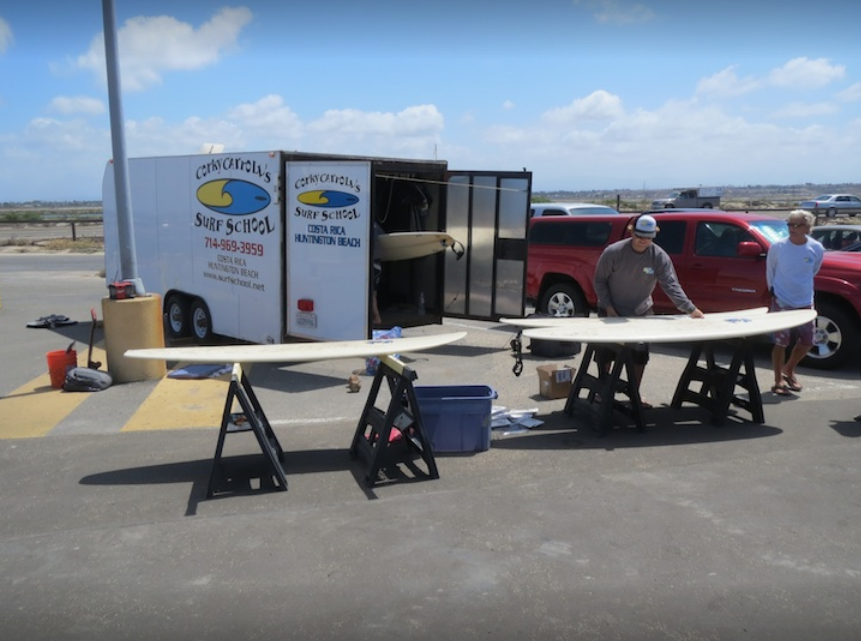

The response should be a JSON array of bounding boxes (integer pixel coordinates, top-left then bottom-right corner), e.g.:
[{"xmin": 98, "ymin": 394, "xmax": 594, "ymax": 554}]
[{"xmin": 493, "ymin": 404, "xmax": 783, "ymax": 451}]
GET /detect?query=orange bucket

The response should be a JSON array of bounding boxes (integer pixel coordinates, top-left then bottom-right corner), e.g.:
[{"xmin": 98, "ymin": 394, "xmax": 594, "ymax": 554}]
[{"xmin": 47, "ymin": 349, "xmax": 77, "ymax": 389}]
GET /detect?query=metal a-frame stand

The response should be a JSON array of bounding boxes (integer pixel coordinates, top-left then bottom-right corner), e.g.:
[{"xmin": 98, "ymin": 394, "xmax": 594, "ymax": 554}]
[
  {"xmin": 206, "ymin": 363, "xmax": 288, "ymax": 498},
  {"xmin": 350, "ymin": 355, "xmax": 439, "ymax": 487}
]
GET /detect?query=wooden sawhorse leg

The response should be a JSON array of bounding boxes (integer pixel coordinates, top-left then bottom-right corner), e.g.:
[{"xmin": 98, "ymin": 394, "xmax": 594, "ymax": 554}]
[
  {"xmin": 349, "ymin": 355, "xmax": 438, "ymax": 487},
  {"xmin": 206, "ymin": 363, "xmax": 288, "ymax": 498},
  {"xmin": 671, "ymin": 340, "xmax": 764, "ymax": 425},
  {"xmin": 565, "ymin": 343, "xmax": 646, "ymax": 436}
]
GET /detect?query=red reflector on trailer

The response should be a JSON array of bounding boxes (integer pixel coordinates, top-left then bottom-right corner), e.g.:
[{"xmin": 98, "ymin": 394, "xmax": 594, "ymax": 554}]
[{"xmin": 298, "ymin": 299, "xmax": 314, "ymax": 312}]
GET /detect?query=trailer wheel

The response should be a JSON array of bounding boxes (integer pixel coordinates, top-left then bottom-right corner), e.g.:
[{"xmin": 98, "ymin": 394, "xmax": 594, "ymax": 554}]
[
  {"xmin": 164, "ymin": 294, "xmax": 191, "ymax": 339},
  {"xmin": 702, "ymin": 202, "xmax": 713, "ymax": 208},
  {"xmin": 189, "ymin": 298, "xmax": 214, "ymax": 344}
]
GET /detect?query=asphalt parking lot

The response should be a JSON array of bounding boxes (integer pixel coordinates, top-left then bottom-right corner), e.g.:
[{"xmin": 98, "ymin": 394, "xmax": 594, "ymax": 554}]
[{"xmin": 2, "ymin": 253, "xmax": 861, "ymax": 641}]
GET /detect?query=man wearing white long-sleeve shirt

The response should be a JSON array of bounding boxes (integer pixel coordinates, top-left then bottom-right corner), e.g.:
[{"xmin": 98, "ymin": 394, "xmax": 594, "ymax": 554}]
[{"xmin": 766, "ymin": 209, "xmax": 824, "ymax": 396}]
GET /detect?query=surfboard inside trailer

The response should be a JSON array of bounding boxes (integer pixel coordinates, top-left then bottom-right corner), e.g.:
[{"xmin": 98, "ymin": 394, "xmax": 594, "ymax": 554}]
[{"xmin": 103, "ymin": 152, "xmax": 532, "ymax": 345}]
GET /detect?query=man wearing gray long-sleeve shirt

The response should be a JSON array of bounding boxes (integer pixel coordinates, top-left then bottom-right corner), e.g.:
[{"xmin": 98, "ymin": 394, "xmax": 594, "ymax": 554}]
[{"xmin": 594, "ymin": 214, "xmax": 703, "ymax": 402}]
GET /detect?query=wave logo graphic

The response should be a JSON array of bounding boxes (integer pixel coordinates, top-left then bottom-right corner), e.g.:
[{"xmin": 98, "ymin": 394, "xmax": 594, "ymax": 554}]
[
  {"xmin": 297, "ymin": 190, "xmax": 359, "ymax": 208},
  {"xmin": 197, "ymin": 179, "xmax": 271, "ymax": 215}
]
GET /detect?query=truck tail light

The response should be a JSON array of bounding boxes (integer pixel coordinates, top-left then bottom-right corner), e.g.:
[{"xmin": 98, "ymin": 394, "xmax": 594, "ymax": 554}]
[{"xmin": 298, "ymin": 298, "xmax": 314, "ymax": 312}]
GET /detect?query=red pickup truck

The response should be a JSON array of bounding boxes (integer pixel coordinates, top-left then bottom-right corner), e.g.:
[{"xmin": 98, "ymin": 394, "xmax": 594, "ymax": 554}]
[{"xmin": 526, "ymin": 209, "xmax": 861, "ymax": 369}]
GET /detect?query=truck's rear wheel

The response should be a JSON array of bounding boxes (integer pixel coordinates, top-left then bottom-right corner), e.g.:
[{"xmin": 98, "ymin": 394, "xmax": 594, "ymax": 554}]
[
  {"xmin": 804, "ymin": 301, "xmax": 856, "ymax": 369},
  {"xmin": 189, "ymin": 298, "xmax": 214, "ymax": 343},
  {"xmin": 540, "ymin": 283, "xmax": 588, "ymax": 317},
  {"xmin": 164, "ymin": 294, "xmax": 191, "ymax": 339}
]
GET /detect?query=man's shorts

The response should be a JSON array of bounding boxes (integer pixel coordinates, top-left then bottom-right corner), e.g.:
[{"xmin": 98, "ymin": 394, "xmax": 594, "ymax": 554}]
[
  {"xmin": 770, "ymin": 298, "xmax": 815, "ymax": 348},
  {"xmin": 598, "ymin": 307, "xmax": 650, "ymax": 365}
]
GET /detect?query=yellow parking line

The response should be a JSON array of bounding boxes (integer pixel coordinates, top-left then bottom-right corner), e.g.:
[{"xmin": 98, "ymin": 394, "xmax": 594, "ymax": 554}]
[
  {"xmin": 0, "ymin": 347, "xmax": 108, "ymax": 439},
  {"xmin": 121, "ymin": 366, "xmax": 230, "ymax": 431}
]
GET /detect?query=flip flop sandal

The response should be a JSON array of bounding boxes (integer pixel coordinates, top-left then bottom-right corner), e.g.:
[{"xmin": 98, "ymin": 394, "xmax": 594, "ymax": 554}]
[
  {"xmin": 771, "ymin": 384, "xmax": 793, "ymax": 396},
  {"xmin": 782, "ymin": 374, "xmax": 803, "ymax": 392},
  {"xmin": 26, "ymin": 315, "xmax": 78, "ymax": 329}
]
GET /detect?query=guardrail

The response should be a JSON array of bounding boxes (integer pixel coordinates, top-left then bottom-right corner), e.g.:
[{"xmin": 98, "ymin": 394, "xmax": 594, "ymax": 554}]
[{"xmin": 0, "ymin": 218, "xmax": 104, "ymax": 242}]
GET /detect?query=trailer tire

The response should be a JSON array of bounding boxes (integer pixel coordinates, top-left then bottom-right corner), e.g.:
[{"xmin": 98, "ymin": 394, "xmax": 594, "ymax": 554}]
[
  {"xmin": 164, "ymin": 294, "xmax": 192, "ymax": 339},
  {"xmin": 189, "ymin": 298, "xmax": 214, "ymax": 344}
]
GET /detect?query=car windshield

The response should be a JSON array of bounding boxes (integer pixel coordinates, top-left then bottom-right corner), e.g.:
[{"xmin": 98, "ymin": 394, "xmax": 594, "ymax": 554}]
[{"xmin": 749, "ymin": 219, "xmax": 787, "ymax": 244}]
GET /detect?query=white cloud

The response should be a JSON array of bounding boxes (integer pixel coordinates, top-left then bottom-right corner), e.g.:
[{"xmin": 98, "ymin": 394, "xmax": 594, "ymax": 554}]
[
  {"xmin": 124, "ymin": 115, "xmax": 245, "ymax": 158},
  {"xmin": 837, "ymin": 82, "xmax": 861, "ymax": 103},
  {"xmin": 308, "ymin": 105, "xmax": 444, "ymax": 136},
  {"xmin": 228, "ymin": 95, "xmax": 303, "ymax": 135},
  {"xmin": 0, "ymin": 16, "xmax": 12, "ymax": 53},
  {"xmin": 75, "ymin": 7, "xmax": 252, "ymax": 91},
  {"xmin": 771, "ymin": 102, "xmax": 838, "ymax": 119},
  {"xmin": 696, "ymin": 66, "xmax": 760, "ymax": 98},
  {"xmin": 768, "ymin": 57, "xmax": 845, "ymax": 89},
  {"xmin": 541, "ymin": 90, "xmax": 625, "ymax": 123},
  {"xmin": 503, "ymin": 100, "xmax": 516, "ymax": 111},
  {"xmin": 573, "ymin": 0, "xmax": 655, "ymax": 24},
  {"xmin": 49, "ymin": 96, "xmax": 105, "ymax": 116}
]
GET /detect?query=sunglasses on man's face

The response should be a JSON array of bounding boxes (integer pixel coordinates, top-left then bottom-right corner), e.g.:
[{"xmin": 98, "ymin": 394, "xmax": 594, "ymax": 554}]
[{"xmin": 788, "ymin": 222, "xmax": 809, "ymax": 228}]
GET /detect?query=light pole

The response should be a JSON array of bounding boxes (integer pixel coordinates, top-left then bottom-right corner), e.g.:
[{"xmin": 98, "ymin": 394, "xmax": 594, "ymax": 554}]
[
  {"xmin": 102, "ymin": 0, "xmax": 142, "ymax": 295},
  {"xmin": 100, "ymin": 0, "xmax": 165, "ymax": 384}
]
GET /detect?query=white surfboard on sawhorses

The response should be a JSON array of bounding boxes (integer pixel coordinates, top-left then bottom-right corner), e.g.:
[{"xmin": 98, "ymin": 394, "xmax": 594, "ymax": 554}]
[
  {"xmin": 125, "ymin": 331, "xmax": 467, "ymax": 364},
  {"xmin": 519, "ymin": 309, "xmax": 816, "ymax": 344},
  {"xmin": 376, "ymin": 232, "xmax": 461, "ymax": 262},
  {"xmin": 500, "ymin": 307, "xmax": 769, "ymax": 329}
]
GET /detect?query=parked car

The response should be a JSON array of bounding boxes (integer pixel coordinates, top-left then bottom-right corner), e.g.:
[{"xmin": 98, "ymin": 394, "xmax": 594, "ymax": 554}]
[
  {"xmin": 799, "ymin": 194, "xmax": 861, "ymax": 218},
  {"xmin": 811, "ymin": 224, "xmax": 861, "ymax": 251},
  {"xmin": 526, "ymin": 209, "xmax": 861, "ymax": 369},
  {"xmin": 530, "ymin": 202, "xmax": 620, "ymax": 217}
]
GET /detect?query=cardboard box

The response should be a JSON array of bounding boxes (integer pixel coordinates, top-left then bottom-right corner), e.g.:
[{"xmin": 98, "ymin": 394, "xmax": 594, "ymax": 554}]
[{"xmin": 536, "ymin": 364, "xmax": 574, "ymax": 399}]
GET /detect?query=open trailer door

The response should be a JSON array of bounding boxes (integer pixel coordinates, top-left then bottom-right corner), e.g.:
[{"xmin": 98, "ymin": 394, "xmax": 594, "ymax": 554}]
[{"xmin": 443, "ymin": 170, "xmax": 531, "ymax": 321}]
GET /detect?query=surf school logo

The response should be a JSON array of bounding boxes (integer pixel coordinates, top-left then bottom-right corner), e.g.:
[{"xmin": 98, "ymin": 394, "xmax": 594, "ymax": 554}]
[
  {"xmin": 297, "ymin": 190, "xmax": 360, "ymax": 208},
  {"xmin": 197, "ymin": 179, "xmax": 271, "ymax": 215}
]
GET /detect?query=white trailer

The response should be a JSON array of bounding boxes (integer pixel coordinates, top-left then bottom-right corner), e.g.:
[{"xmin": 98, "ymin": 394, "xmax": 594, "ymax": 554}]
[{"xmin": 104, "ymin": 151, "xmax": 532, "ymax": 343}]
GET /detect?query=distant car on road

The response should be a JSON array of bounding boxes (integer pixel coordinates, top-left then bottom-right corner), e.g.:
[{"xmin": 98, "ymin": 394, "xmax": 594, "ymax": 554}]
[
  {"xmin": 530, "ymin": 202, "xmax": 620, "ymax": 217},
  {"xmin": 811, "ymin": 224, "xmax": 861, "ymax": 251},
  {"xmin": 799, "ymin": 194, "xmax": 861, "ymax": 218}
]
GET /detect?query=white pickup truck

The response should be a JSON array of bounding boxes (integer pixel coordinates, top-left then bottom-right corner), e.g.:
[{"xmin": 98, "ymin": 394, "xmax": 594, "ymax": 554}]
[{"xmin": 651, "ymin": 187, "xmax": 722, "ymax": 209}]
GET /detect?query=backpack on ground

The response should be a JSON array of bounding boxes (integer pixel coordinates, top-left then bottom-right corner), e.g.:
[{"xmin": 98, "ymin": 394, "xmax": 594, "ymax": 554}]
[{"xmin": 64, "ymin": 367, "xmax": 113, "ymax": 392}]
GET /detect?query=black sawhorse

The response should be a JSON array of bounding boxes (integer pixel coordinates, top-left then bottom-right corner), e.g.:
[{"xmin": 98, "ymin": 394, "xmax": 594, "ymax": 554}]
[
  {"xmin": 207, "ymin": 363, "xmax": 288, "ymax": 498},
  {"xmin": 350, "ymin": 355, "xmax": 439, "ymax": 487},
  {"xmin": 564, "ymin": 343, "xmax": 647, "ymax": 436},
  {"xmin": 670, "ymin": 339, "xmax": 764, "ymax": 425}
]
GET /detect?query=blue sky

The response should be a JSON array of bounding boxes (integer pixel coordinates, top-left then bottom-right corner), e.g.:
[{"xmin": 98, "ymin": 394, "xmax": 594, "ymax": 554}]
[{"xmin": 1, "ymin": 0, "xmax": 859, "ymax": 201}]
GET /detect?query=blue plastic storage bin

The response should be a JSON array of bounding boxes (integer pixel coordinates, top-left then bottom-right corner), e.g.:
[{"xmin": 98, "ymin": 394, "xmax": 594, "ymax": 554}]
[{"xmin": 414, "ymin": 385, "xmax": 497, "ymax": 453}]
